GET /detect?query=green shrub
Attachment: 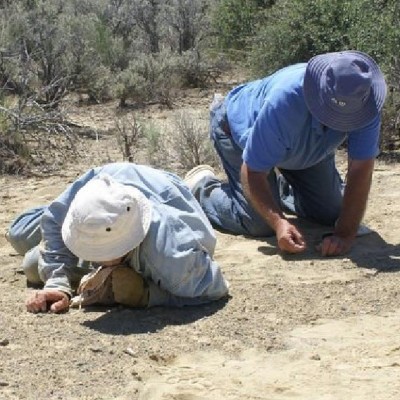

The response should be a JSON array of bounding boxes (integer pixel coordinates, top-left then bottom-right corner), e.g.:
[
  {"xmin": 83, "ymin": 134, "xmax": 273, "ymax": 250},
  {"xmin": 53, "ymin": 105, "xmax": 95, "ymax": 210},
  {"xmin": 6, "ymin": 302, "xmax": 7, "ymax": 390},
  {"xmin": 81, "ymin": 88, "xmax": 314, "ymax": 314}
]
[
  {"xmin": 212, "ymin": 0, "xmax": 264, "ymax": 52},
  {"xmin": 170, "ymin": 110, "xmax": 220, "ymax": 171},
  {"xmin": 142, "ymin": 121, "xmax": 170, "ymax": 169},
  {"xmin": 114, "ymin": 114, "xmax": 144, "ymax": 162},
  {"xmin": 250, "ymin": 0, "xmax": 355, "ymax": 75},
  {"xmin": 115, "ymin": 51, "xmax": 181, "ymax": 108}
]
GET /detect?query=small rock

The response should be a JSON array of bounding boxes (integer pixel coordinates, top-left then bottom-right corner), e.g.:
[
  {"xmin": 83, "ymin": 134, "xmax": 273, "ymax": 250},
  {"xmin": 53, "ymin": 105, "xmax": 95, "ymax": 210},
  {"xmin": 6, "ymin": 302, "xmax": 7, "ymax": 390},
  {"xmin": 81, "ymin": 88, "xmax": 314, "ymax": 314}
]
[
  {"xmin": 124, "ymin": 347, "xmax": 137, "ymax": 357},
  {"xmin": 363, "ymin": 269, "xmax": 379, "ymax": 277},
  {"xmin": 89, "ymin": 347, "xmax": 102, "ymax": 353},
  {"xmin": 0, "ymin": 339, "xmax": 9, "ymax": 346},
  {"xmin": 149, "ymin": 354, "xmax": 160, "ymax": 361}
]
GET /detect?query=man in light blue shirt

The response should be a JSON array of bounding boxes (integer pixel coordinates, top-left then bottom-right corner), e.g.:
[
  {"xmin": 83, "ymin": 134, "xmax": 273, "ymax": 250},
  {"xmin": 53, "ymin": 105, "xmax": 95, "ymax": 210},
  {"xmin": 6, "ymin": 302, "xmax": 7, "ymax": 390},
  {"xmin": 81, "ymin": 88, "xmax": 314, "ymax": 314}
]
[
  {"xmin": 185, "ymin": 51, "xmax": 387, "ymax": 257},
  {"xmin": 6, "ymin": 163, "xmax": 229, "ymax": 313}
]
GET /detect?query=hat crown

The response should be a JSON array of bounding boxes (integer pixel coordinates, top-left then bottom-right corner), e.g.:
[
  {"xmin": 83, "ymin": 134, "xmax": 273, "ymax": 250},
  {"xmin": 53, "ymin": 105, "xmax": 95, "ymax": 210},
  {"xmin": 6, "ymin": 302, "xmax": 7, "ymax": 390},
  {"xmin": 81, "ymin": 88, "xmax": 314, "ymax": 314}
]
[
  {"xmin": 61, "ymin": 173, "xmax": 152, "ymax": 262},
  {"xmin": 72, "ymin": 199, "xmax": 135, "ymax": 237},
  {"xmin": 69, "ymin": 177, "xmax": 136, "ymax": 227},
  {"xmin": 303, "ymin": 50, "xmax": 387, "ymax": 131},
  {"xmin": 325, "ymin": 56, "xmax": 372, "ymax": 111}
]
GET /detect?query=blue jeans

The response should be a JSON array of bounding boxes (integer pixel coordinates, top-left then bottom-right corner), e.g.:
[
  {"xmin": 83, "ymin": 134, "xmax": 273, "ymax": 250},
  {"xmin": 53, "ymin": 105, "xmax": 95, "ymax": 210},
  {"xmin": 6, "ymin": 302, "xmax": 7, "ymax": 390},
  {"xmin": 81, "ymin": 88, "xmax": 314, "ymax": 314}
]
[
  {"xmin": 193, "ymin": 99, "xmax": 343, "ymax": 237},
  {"xmin": 7, "ymin": 206, "xmax": 46, "ymax": 283},
  {"xmin": 7, "ymin": 205, "xmax": 93, "ymax": 285}
]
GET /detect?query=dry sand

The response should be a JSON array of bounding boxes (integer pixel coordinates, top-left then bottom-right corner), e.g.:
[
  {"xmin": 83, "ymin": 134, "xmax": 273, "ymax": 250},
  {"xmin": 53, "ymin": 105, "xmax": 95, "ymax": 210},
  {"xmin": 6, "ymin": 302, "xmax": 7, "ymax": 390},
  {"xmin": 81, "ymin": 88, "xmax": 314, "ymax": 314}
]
[{"xmin": 1, "ymin": 97, "xmax": 400, "ymax": 400}]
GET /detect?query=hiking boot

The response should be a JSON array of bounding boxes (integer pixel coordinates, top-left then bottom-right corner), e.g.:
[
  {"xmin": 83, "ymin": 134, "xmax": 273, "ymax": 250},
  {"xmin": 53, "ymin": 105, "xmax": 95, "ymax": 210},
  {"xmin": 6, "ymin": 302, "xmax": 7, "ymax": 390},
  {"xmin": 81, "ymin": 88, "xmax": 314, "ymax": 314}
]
[{"xmin": 184, "ymin": 165, "xmax": 216, "ymax": 191}]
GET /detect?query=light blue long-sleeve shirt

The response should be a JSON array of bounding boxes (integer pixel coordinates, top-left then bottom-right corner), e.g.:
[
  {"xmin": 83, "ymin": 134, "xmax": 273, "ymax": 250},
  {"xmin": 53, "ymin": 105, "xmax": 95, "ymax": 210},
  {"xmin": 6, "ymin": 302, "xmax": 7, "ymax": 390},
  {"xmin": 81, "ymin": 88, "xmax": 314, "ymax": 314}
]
[{"xmin": 39, "ymin": 163, "xmax": 229, "ymax": 307}]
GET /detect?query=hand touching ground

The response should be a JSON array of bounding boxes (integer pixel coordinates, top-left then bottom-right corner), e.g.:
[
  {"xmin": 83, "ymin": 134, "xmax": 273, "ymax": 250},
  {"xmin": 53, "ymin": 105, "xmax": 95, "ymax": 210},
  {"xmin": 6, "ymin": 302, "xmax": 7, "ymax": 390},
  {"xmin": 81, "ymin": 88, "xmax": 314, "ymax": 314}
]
[
  {"xmin": 26, "ymin": 289, "xmax": 69, "ymax": 313},
  {"xmin": 276, "ymin": 219, "xmax": 307, "ymax": 254}
]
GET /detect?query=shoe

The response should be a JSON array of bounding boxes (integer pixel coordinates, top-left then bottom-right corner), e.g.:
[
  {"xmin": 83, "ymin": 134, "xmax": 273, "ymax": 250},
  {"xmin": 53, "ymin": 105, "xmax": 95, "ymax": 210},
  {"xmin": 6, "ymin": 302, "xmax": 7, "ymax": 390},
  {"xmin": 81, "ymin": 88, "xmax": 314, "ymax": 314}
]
[
  {"xmin": 184, "ymin": 165, "xmax": 216, "ymax": 190},
  {"xmin": 324, "ymin": 222, "xmax": 373, "ymax": 239}
]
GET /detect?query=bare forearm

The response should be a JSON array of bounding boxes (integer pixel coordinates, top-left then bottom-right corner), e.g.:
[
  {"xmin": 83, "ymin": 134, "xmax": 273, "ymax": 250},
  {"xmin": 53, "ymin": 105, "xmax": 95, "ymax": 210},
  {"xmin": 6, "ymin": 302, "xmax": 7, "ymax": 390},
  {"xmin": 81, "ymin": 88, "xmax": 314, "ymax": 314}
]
[
  {"xmin": 241, "ymin": 163, "xmax": 306, "ymax": 253},
  {"xmin": 335, "ymin": 159, "xmax": 374, "ymax": 237},
  {"xmin": 240, "ymin": 164, "xmax": 284, "ymax": 230}
]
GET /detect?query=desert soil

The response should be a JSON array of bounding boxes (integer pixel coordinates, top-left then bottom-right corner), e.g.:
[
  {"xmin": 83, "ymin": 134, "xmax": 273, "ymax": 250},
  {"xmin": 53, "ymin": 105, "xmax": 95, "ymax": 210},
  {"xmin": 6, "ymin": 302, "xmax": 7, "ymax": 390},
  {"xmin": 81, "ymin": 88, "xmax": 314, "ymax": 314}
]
[{"xmin": 1, "ymin": 89, "xmax": 400, "ymax": 400}]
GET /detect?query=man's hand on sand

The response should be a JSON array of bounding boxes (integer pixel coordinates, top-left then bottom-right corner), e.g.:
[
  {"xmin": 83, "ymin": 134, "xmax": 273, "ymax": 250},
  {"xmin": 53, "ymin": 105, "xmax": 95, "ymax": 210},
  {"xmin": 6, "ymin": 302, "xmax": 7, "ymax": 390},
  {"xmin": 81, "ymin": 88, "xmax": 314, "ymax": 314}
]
[
  {"xmin": 26, "ymin": 289, "xmax": 69, "ymax": 313},
  {"xmin": 316, "ymin": 233, "xmax": 354, "ymax": 257},
  {"xmin": 276, "ymin": 220, "xmax": 306, "ymax": 254}
]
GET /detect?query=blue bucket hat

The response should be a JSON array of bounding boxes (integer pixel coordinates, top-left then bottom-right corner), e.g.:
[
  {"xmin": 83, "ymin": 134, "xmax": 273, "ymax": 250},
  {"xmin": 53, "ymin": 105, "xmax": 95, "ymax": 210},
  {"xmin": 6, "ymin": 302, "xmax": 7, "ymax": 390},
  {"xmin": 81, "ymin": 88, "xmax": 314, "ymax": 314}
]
[{"xmin": 303, "ymin": 50, "xmax": 387, "ymax": 132}]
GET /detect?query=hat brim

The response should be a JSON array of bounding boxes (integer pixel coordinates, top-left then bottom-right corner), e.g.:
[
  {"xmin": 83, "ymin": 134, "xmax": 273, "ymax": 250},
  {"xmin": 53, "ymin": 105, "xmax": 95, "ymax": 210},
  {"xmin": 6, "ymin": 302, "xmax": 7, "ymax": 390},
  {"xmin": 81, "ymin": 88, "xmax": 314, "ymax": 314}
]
[
  {"xmin": 62, "ymin": 186, "xmax": 152, "ymax": 262},
  {"xmin": 303, "ymin": 51, "xmax": 387, "ymax": 131}
]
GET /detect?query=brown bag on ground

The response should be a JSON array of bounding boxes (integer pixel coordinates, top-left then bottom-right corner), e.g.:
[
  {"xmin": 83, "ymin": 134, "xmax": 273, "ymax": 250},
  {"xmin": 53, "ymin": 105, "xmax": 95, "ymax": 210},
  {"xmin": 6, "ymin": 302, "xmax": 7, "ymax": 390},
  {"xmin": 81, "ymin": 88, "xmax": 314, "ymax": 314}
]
[{"xmin": 70, "ymin": 265, "xmax": 149, "ymax": 308}]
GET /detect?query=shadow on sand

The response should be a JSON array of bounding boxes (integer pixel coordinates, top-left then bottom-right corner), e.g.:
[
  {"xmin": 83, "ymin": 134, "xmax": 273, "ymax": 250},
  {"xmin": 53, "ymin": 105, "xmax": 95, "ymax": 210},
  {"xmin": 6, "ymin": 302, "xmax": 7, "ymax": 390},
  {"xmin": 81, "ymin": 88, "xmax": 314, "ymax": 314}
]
[
  {"xmin": 81, "ymin": 296, "xmax": 230, "ymax": 335},
  {"xmin": 254, "ymin": 217, "xmax": 400, "ymax": 273}
]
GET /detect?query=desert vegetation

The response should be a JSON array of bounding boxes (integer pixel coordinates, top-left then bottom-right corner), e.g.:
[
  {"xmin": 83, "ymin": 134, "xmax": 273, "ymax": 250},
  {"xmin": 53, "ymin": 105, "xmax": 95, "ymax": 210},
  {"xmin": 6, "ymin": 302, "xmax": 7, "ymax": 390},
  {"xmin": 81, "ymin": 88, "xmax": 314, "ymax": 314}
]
[{"xmin": 1, "ymin": 0, "xmax": 399, "ymax": 174}]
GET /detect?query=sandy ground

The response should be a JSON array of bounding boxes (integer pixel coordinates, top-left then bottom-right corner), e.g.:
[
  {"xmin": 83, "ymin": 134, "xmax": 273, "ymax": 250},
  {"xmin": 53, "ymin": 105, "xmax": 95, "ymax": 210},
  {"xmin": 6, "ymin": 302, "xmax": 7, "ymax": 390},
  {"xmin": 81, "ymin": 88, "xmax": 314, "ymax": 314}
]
[{"xmin": 1, "ymin": 95, "xmax": 400, "ymax": 400}]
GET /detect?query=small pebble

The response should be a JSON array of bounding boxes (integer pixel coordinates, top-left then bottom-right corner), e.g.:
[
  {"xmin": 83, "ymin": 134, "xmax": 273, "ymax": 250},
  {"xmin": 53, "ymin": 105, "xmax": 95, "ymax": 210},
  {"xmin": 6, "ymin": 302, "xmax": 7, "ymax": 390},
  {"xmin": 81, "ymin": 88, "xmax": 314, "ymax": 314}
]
[
  {"xmin": 363, "ymin": 269, "xmax": 379, "ymax": 277},
  {"xmin": 89, "ymin": 347, "xmax": 102, "ymax": 353},
  {"xmin": 124, "ymin": 347, "xmax": 136, "ymax": 357}
]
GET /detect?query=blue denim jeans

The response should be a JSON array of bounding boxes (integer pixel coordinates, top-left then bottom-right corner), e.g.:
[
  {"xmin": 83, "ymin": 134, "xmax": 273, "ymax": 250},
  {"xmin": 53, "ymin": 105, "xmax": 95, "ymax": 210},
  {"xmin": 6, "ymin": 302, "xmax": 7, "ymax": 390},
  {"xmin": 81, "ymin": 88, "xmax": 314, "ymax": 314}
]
[
  {"xmin": 7, "ymin": 206, "xmax": 45, "ymax": 283},
  {"xmin": 192, "ymin": 99, "xmax": 344, "ymax": 237},
  {"xmin": 7, "ymin": 206, "xmax": 45, "ymax": 255}
]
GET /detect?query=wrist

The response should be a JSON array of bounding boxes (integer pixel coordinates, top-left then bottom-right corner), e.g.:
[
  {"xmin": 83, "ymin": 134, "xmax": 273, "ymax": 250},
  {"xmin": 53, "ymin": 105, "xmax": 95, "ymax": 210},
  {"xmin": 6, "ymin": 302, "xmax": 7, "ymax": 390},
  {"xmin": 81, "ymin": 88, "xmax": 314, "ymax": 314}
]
[
  {"xmin": 273, "ymin": 216, "xmax": 289, "ymax": 232},
  {"xmin": 334, "ymin": 222, "xmax": 358, "ymax": 239}
]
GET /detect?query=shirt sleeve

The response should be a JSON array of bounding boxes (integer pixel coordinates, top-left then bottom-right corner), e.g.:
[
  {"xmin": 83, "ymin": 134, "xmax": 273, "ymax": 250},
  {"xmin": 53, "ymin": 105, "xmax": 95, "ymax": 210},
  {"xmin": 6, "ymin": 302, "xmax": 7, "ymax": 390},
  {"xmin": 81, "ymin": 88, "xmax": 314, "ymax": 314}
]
[
  {"xmin": 147, "ymin": 257, "xmax": 229, "ymax": 307},
  {"xmin": 347, "ymin": 115, "xmax": 381, "ymax": 160},
  {"xmin": 243, "ymin": 88, "xmax": 308, "ymax": 171},
  {"xmin": 39, "ymin": 168, "xmax": 98, "ymax": 295},
  {"xmin": 140, "ymin": 212, "xmax": 229, "ymax": 307}
]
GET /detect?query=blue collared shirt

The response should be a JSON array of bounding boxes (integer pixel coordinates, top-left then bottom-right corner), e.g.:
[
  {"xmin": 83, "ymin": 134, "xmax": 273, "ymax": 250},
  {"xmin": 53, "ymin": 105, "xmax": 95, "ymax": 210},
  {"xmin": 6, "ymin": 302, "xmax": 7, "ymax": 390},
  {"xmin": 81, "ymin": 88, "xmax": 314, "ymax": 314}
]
[
  {"xmin": 39, "ymin": 163, "xmax": 229, "ymax": 307},
  {"xmin": 225, "ymin": 63, "xmax": 380, "ymax": 172}
]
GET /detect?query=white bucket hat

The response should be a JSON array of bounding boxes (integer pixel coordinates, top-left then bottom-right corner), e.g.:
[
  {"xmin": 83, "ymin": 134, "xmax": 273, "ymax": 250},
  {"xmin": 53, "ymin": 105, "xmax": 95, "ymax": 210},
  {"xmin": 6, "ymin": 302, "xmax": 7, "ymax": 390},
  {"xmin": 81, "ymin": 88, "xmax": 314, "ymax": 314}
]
[{"xmin": 61, "ymin": 174, "xmax": 152, "ymax": 262}]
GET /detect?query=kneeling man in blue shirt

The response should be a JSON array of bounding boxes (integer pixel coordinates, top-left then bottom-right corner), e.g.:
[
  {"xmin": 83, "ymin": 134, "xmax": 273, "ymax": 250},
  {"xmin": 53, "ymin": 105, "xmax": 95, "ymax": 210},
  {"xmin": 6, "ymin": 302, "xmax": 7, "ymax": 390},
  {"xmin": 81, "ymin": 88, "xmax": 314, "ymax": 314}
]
[{"xmin": 185, "ymin": 51, "xmax": 387, "ymax": 257}]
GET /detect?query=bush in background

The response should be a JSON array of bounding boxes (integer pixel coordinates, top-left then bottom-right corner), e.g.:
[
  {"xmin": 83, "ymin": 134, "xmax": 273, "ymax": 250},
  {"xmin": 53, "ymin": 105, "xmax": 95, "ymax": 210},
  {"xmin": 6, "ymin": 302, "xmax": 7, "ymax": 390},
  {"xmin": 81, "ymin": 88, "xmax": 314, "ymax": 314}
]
[
  {"xmin": 170, "ymin": 110, "xmax": 220, "ymax": 170},
  {"xmin": 1, "ymin": 0, "xmax": 400, "ymax": 174}
]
